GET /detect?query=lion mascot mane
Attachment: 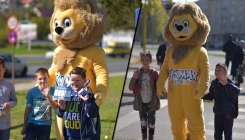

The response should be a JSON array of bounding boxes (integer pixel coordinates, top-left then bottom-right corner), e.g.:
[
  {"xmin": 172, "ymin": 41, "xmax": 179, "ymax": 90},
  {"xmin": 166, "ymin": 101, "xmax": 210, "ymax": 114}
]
[
  {"xmin": 157, "ymin": 2, "xmax": 210, "ymax": 140},
  {"xmin": 48, "ymin": 0, "xmax": 109, "ymax": 139}
]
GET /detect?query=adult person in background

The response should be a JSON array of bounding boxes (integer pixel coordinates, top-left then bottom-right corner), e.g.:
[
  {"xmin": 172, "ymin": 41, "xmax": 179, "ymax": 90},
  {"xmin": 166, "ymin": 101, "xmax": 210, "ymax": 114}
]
[
  {"xmin": 231, "ymin": 40, "xmax": 245, "ymax": 87},
  {"xmin": 222, "ymin": 35, "xmax": 237, "ymax": 68},
  {"xmin": 156, "ymin": 40, "xmax": 170, "ymax": 69}
]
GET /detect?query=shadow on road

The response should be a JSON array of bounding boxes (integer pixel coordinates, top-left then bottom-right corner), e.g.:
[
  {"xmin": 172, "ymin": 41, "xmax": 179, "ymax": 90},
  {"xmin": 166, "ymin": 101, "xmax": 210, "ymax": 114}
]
[{"xmin": 120, "ymin": 93, "xmax": 134, "ymax": 107}]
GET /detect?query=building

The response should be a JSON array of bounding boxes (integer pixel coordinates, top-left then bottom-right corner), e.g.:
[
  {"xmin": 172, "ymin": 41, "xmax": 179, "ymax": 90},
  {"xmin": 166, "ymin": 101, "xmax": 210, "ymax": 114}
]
[{"xmin": 196, "ymin": 0, "xmax": 245, "ymax": 48}]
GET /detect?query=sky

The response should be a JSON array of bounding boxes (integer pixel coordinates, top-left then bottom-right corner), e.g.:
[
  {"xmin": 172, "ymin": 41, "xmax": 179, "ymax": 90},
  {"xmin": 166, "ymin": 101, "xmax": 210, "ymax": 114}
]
[{"xmin": 172, "ymin": 0, "xmax": 198, "ymax": 3}]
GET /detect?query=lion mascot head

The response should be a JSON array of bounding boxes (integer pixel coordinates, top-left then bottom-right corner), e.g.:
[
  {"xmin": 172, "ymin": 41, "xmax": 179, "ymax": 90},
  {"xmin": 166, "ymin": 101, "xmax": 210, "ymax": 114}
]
[
  {"xmin": 50, "ymin": 0, "xmax": 109, "ymax": 71},
  {"xmin": 163, "ymin": 2, "xmax": 210, "ymax": 64}
]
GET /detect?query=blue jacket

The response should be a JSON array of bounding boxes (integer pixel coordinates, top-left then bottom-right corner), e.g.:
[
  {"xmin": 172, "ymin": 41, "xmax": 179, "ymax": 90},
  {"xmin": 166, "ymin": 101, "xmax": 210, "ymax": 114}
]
[
  {"xmin": 56, "ymin": 92, "xmax": 100, "ymax": 140},
  {"xmin": 202, "ymin": 78, "xmax": 240, "ymax": 115}
]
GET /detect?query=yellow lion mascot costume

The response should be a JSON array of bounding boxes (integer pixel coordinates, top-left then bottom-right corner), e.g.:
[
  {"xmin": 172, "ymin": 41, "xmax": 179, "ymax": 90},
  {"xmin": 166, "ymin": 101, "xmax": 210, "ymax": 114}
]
[
  {"xmin": 48, "ymin": 0, "xmax": 109, "ymax": 139},
  {"xmin": 157, "ymin": 2, "xmax": 210, "ymax": 140}
]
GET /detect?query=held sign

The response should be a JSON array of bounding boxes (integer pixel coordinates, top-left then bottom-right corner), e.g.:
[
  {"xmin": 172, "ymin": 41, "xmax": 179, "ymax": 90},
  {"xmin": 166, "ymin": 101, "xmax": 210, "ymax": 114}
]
[
  {"xmin": 7, "ymin": 16, "xmax": 18, "ymax": 30},
  {"xmin": 8, "ymin": 30, "xmax": 18, "ymax": 44}
]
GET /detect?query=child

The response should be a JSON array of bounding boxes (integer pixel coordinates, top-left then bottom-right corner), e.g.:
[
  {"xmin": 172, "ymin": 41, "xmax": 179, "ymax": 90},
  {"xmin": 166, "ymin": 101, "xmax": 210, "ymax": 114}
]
[
  {"xmin": 21, "ymin": 67, "xmax": 56, "ymax": 140},
  {"xmin": 0, "ymin": 57, "xmax": 17, "ymax": 140},
  {"xmin": 56, "ymin": 67, "xmax": 100, "ymax": 140},
  {"xmin": 128, "ymin": 51, "xmax": 160, "ymax": 140},
  {"xmin": 202, "ymin": 63, "xmax": 240, "ymax": 139}
]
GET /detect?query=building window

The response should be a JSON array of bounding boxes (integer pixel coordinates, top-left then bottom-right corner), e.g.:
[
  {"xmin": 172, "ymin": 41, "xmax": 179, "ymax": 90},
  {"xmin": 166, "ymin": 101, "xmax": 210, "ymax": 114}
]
[
  {"xmin": 239, "ymin": 7, "xmax": 243, "ymax": 11},
  {"xmin": 222, "ymin": 0, "xmax": 227, "ymax": 5},
  {"xmin": 222, "ymin": 7, "xmax": 227, "ymax": 13},
  {"xmin": 239, "ymin": 16, "xmax": 243, "ymax": 21},
  {"xmin": 231, "ymin": 16, "xmax": 234, "ymax": 22}
]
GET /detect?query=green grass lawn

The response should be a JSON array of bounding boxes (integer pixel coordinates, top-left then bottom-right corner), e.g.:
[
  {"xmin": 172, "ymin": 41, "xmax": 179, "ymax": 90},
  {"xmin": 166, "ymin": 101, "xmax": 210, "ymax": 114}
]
[
  {"xmin": 1, "ymin": 44, "xmax": 55, "ymax": 54},
  {"xmin": 9, "ymin": 75, "xmax": 125, "ymax": 139}
]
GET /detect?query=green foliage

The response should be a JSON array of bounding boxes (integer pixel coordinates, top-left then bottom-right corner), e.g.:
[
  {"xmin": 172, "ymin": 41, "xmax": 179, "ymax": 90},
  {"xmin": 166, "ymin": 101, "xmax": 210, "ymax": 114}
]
[
  {"xmin": 36, "ymin": 0, "xmax": 54, "ymax": 9},
  {"xmin": 31, "ymin": 17, "xmax": 51, "ymax": 40},
  {"xmin": 100, "ymin": 0, "xmax": 141, "ymax": 30}
]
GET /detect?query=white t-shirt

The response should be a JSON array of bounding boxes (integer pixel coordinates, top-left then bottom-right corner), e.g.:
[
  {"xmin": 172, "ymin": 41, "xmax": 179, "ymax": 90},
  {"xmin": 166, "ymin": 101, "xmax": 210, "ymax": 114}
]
[{"xmin": 140, "ymin": 73, "xmax": 152, "ymax": 103}]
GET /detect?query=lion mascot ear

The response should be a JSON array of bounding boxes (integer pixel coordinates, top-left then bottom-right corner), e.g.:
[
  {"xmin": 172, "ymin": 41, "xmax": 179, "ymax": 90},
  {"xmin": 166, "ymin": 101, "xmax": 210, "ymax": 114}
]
[{"xmin": 86, "ymin": 4, "xmax": 91, "ymax": 13}]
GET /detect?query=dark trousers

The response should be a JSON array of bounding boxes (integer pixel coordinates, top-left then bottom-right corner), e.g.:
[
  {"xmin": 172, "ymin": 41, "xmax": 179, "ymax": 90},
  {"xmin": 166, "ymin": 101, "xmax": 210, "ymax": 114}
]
[
  {"xmin": 0, "ymin": 128, "xmax": 10, "ymax": 140},
  {"xmin": 225, "ymin": 56, "xmax": 233, "ymax": 68},
  {"xmin": 25, "ymin": 123, "xmax": 51, "ymax": 140},
  {"xmin": 139, "ymin": 102, "xmax": 155, "ymax": 140},
  {"xmin": 214, "ymin": 113, "xmax": 234, "ymax": 140}
]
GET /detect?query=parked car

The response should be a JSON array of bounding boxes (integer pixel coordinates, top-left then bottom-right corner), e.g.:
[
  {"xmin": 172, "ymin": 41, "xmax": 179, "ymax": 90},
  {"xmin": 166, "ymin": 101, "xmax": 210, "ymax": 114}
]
[
  {"xmin": 44, "ymin": 49, "xmax": 54, "ymax": 60},
  {"xmin": 0, "ymin": 53, "xmax": 28, "ymax": 77},
  {"xmin": 103, "ymin": 41, "xmax": 131, "ymax": 57}
]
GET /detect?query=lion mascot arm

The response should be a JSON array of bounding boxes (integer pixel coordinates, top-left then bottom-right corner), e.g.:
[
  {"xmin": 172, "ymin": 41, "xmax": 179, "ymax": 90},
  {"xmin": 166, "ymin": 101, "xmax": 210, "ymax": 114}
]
[
  {"xmin": 194, "ymin": 47, "xmax": 210, "ymax": 99},
  {"xmin": 156, "ymin": 47, "xmax": 170, "ymax": 96},
  {"xmin": 48, "ymin": 48, "xmax": 58, "ymax": 86},
  {"xmin": 93, "ymin": 48, "xmax": 109, "ymax": 107}
]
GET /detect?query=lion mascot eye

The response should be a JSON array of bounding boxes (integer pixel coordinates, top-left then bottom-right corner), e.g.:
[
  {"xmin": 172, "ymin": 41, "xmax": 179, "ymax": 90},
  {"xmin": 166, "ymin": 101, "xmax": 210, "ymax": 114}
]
[
  {"xmin": 55, "ymin": 19, "xmax": 59, "ymax": 27},
  {"xmin": 183, "ymin": 20, "xmax": 189, "ymax": 27},
  {"xmin": 64, "ymin": 18, "xmax": 71, "ymax": 27},
  {"xmin": 174, "ymin": 21, "xmax": 178, "ymax": 28}
]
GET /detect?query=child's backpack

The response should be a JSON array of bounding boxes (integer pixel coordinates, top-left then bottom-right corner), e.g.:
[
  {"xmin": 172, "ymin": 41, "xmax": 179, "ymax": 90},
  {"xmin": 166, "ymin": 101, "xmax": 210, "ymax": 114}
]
[
  {"xmin": 133, "ymin": 68, "xmax": 158, "ymax": 96},
  {"xmin": 211, "ymin": 80, "xmax": 239, "ymax": 119}
]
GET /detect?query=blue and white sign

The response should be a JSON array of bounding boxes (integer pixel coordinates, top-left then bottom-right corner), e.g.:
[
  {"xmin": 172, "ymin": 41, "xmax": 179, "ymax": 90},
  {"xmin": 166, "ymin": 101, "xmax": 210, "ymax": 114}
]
[
  {"xmin": 8, "ymin": 30, "xmax": 18, "ymax": 44},
  {"xmin": 135, "ymin": 8, "xmax": 140, "ymax": 26}
]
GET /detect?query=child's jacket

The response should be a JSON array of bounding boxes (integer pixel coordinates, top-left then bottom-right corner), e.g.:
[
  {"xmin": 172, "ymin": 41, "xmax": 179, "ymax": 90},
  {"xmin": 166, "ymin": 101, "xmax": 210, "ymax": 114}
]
[
  {"xmin": 203, "ymin": 78, "xmax": 240, "ymax": 115},
  {"xmin": 56, "ymin": 91, "xmax": 100, "ymax": 140},
  {"xmin": 128, "ymin": 68, "xmax": 160, "ymax": 111}
]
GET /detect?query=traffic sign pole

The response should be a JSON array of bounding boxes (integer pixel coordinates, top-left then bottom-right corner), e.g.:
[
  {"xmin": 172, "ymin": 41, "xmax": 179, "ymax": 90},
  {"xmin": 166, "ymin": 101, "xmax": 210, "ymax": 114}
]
[
  {"xmin": 7, "ymin": 16, "xmax": 18, "ymax": 83},
  {"xmin": 12, "ymin": 44, "xmax": 15, "ymax": 83}
]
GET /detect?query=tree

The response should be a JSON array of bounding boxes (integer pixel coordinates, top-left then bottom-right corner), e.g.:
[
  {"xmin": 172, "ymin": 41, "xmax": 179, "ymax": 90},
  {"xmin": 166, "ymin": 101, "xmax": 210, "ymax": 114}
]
[
  {"xmin": 135, "ymin": 1, "xmax": 168, "ymax": 44},
  {"xmin": 100, "ymin": 0, "xmax": 141, "ymax": 30}
]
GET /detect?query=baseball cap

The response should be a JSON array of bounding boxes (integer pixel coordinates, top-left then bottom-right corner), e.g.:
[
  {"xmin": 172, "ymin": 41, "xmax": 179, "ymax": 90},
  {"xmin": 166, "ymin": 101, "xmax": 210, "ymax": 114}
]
[{"xmin": 229, "ymin": 34, "xmax": 233, "ymax": 38}]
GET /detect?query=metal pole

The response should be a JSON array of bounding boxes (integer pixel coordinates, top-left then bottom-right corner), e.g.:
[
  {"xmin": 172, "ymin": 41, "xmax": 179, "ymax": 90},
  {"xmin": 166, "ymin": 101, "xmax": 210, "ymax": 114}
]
[
  {"xmin": 12, "ymin": 44, "xmax": 15, "ymax": 83},
  {"xmin": 143, "ymin": 2, "xmax": 147, "ymax": 51},
  {"xmin": 206, "ymin": 0, "xmax": 211, "ymax": 50}
]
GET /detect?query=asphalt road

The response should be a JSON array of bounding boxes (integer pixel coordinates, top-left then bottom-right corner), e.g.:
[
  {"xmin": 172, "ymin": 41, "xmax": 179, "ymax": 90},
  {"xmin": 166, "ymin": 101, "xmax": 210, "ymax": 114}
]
[{"xmin": 5, "ymin": 55, "xmax": 129, "ymax": 82}]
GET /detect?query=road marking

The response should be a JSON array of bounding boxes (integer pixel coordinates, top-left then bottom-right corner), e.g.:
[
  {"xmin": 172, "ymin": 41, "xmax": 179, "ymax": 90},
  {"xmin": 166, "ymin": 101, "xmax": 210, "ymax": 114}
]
[
  {"xmin": 207, "ymin": 121, "xmax": 245, "ymax": 129},
  {"xmin": 236, "ymin": 115, "xmax": 245, "ymax": 119},
  {"xmin": 239, "ymin": 108, "xmax": 245, "ymax": 113},
  {"xmin": 206, "ymin": 129, "xmax": 245, "ymax": 139},
  {"xmin": 115, "ymin": 100, "xmax": 168, "ymax": 131}
]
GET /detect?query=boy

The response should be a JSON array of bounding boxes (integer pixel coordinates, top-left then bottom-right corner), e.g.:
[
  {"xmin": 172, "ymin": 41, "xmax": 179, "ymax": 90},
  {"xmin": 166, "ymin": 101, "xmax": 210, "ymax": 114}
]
[
  {"xmin": 203, "ymin": 63, "xmax": 240, "ymax": 139},
  {"xmin": 21, "ymin": 67, "xmax": 56, "ymax": 140},
  {"xmin": 56, "ymin": 67, "xmax": 100, "ymax": 140},
  {"xmin": 0, "ymin": 57, "xmax": 17, "ymax": 140}
]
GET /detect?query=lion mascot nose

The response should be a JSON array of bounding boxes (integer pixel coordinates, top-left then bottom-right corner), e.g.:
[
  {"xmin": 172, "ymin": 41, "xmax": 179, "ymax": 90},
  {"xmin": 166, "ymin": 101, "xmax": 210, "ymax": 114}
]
[
  {"xmin": 55, "ymin": 27, "xmax": 63, "ymax": 35},
  {"xmin": 176, "ymin": 25, "xmax": 183, "ymax": 31}
]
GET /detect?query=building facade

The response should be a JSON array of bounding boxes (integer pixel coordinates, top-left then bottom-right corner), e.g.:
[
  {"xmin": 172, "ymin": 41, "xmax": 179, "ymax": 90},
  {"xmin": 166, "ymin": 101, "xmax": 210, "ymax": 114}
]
[{"xmin": 196, "ymin": 0, "xmax": 245, "ymax": 48}]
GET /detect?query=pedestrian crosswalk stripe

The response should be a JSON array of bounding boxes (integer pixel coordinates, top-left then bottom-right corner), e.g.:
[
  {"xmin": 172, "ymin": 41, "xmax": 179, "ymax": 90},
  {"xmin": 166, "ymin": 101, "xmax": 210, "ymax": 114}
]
[
  {"xmin": 239, "ymin": 108, "xmax": 245, "ymax": 112},
  {"xmin": 235, "ymin": 115, "xmax": 245, "ymax": 119},
  {"xmin": 206, "ymin": 129, "xmax": 245, "ymax": 139},
  {"xmin": 207, "ymin": 121, "xmax": 245, "ymax": 129},
  {"xmin": 115, "ymin": 100, "xmax": 168, "ymax": 131}
]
